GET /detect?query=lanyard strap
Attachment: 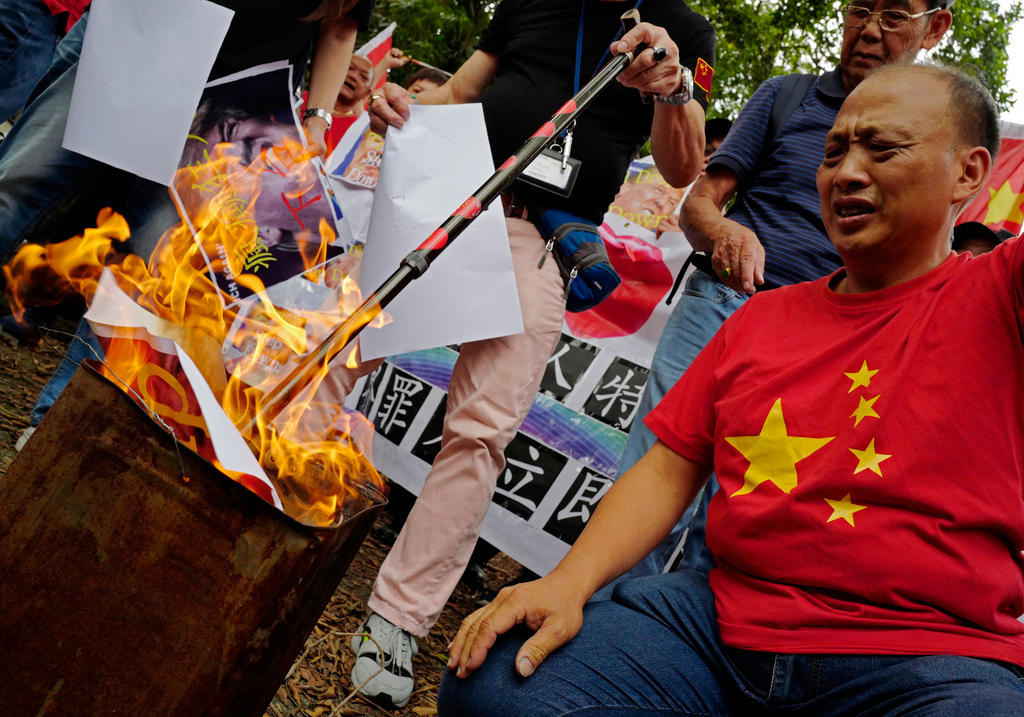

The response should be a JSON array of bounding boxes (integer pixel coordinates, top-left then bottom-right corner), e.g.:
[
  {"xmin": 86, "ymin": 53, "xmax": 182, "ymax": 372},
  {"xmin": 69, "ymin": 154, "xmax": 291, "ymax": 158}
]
[{"xmin": 573, "ymin": 0, "xmax": 645, "ymax": 94}]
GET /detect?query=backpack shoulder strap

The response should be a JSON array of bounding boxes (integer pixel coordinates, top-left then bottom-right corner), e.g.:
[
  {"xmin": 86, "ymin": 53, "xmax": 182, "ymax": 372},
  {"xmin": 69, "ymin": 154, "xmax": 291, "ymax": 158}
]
[
  {"xmin": 739, "ymin": 72, "xmax": 817, "ymax": 192},
  {"xmin": 767, "ymin": 72, "xmax": 818, "ymax": 143}
]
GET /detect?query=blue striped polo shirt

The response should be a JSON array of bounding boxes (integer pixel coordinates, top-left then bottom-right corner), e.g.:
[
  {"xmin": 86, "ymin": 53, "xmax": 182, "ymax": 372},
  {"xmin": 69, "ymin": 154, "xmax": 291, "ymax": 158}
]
[{"xmin": 709, "ymin": 68, "xmax": 846, "ymax": 288}]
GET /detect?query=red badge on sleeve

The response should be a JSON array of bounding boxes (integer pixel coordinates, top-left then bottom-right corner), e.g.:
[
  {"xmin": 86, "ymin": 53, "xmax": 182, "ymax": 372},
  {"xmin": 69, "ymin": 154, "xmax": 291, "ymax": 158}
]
[{"xmin": 694, "ymin": 58, "xmax": 714, "ymax": 97}]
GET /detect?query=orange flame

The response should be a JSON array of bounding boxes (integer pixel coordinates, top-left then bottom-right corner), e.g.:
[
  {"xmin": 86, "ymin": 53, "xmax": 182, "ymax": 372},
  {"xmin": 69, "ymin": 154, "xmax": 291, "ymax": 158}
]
[{"xmin": 4, "ymin": 135, "xmax": 386, "ymax": 526}]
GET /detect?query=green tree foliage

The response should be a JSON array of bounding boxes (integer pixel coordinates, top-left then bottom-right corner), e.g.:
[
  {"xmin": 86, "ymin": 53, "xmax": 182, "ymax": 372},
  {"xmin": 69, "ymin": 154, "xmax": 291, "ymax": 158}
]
[
  {"xmin": 361, "ymin": 1, "xmax": 1020, "ymax": 117},
  {"xmin": 365, "ymin": 0, "xmax": 496, "ymax": 85},
  {"xmin": 686, "ymin": 0, "xmax": 1022, "ymax": 119}
]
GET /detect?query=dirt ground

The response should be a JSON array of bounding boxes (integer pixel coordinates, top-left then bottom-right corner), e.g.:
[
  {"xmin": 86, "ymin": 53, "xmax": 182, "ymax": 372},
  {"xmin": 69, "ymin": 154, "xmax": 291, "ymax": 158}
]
[{"xmin": 0, "ymin": 301, "xmax": 523, "ymax": 717}]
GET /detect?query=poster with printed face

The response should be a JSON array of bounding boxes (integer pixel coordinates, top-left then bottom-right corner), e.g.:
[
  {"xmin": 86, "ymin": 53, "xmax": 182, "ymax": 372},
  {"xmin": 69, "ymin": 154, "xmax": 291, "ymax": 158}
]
[
  {"xmin": 174, "ymin": 62, "xmax": 346, "ymax": 304},
  {"xmin": 344, "ymin": 153, "xmax": 697, "ymax": 574},
  {"xmin": 606, "ymin": 157, "xmax": 690, "ymax": 236}
]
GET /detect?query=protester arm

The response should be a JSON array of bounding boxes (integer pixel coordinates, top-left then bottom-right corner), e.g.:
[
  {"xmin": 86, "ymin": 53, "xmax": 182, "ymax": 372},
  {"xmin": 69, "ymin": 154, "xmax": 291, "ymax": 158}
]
[
  {"xmin": 612, "ymin": 23, "xmax": 706, "ymax": 187},
  {"xmin": 372, "ymin": 47, "xmax": 410, "ymax": 85},
  {"xmin": 303, "ymin": 15, "xmax": 359, "ymax": 156},
  {"xmin": 681, "ymin": 165, "xmax": 764, "ymax": 294},
  {"xmin": 650, "ymin": 100, "xmax": 706, "ymax": 188},
  {"xmin": 448, "ymin": 440, "xmax": 709, "ymax": 679},
  {"xmin": 368, "ymin": 50, "xmax": 499, "ymax": 133}
]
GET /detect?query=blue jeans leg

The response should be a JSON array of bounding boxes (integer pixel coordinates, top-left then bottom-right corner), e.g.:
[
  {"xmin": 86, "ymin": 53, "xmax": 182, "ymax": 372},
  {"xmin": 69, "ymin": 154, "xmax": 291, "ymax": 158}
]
[
  {"xmin": 438, "ymin": 571, "xmax": 738, "ymax": 717},
  {"xmin": 727, "ymin": 648, "xmax": 1024, "ymax": 716},
  {"xmin": 597, "ymin": 271, "xmax": 746, "ymax": 592},
  {"xmin": 438, "ymin": 571, "xmax": 1024, "ymax": 717},
  {"xmin": 0, "ymin": 59, "xmax": 109, "ymax": 263},
  {"xmin": 30, "ymin": 317, "xmax": 103, "ymax": 426},
  {"xmin": 0, "ymin": 0, "xmax": 61, "ymax": 120},
  {"xmin": 25, "ymin": 9, "xmax": 87, "ymax": 108}
]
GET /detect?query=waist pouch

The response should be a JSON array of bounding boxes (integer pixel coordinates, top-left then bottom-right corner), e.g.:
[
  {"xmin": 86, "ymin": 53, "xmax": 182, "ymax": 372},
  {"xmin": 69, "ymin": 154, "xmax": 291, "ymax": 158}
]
[{"xmin": 533, "ymin": 208, "xmax": 621, "ymax": 313}]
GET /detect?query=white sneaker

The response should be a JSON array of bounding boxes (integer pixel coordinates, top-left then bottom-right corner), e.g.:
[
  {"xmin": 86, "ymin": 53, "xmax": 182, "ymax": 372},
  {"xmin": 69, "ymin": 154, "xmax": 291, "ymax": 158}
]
[
  {"xmin": 350, "ymin": 613, "xmax": 418, "ymax": 709},
  {"xmin": 14, "ymin": 425, "xmax": 36, "ymax": 452}
]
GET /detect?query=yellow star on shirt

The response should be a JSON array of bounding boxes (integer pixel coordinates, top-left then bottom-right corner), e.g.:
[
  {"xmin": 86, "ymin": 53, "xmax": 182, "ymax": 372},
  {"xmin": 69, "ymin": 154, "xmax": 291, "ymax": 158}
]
[
  {"xmin": 726, "ymin": 398, "xmax": 835, "ymax": 497},
  {"xmin": 825, "ymin": 493, "xmax": 867, "ymax": 526},
  {"xmin": 850, "ymin": 438, "xmax": 892, "ymax": 477},
  {"xmin": 982, "ymin": 179, "xmax": 1024, "ymax": 226},
  {"xmin": 850, "ymin": 394, "xmax": 880, "ymax": 426},
  {"xmin": 844, "ymin": 361, "xmax": 878, "ymax": 393}
]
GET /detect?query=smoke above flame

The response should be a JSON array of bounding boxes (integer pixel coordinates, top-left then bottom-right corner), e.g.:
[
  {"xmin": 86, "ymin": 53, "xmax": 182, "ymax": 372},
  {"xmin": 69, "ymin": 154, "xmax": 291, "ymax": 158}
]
[{"xmin": 3, "ymin": 136, "xmax": 387, "ymax": 526}]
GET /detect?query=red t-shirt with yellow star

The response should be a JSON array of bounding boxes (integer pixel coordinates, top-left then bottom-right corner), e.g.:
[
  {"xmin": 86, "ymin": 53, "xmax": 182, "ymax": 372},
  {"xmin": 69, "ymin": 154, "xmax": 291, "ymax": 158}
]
[{"xmin": 646, "ymin": 238, "xmax": 1024, "ymax": 667}]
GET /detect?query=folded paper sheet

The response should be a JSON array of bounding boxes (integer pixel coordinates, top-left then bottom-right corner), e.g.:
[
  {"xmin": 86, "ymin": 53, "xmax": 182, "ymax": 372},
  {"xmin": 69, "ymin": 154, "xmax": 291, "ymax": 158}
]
[
  {"xmin": 64, "ymin": 0, "xmax": 234, "ymax": 185},
  {"xmin": 358, "ymin": 104, "xmax": 524, "ymax": 360}
]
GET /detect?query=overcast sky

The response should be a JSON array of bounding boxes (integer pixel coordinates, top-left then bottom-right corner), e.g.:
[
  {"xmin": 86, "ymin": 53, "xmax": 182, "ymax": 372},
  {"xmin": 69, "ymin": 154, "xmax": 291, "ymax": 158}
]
[{"xmin": 997, "ymin": 0, "xmax": 1023, "ymax": 124}]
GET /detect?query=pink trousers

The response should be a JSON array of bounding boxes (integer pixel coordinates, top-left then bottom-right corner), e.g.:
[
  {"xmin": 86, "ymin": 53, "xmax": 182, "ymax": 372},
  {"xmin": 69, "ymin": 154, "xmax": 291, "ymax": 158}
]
[{"xmin": 316, "ymin": 217, "xmax": 565, "ymax": 636}]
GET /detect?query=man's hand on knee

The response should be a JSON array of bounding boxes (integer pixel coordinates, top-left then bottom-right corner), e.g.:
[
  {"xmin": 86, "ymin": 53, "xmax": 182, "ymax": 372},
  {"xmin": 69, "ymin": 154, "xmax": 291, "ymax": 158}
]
[{"xmin": 447, "ymin": 572, "xmax": 587, "ymax": 678}]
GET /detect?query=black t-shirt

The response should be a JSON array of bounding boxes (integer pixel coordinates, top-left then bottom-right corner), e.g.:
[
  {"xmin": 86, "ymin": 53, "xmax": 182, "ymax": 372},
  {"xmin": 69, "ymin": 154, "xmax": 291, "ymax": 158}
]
[
  {"xmin": 209, "ymin": 0, "xmax": 374, "ymax": 80},
  {"xmin": 478, "ymin": 0, "xmax": 714, "ymax": 223}
]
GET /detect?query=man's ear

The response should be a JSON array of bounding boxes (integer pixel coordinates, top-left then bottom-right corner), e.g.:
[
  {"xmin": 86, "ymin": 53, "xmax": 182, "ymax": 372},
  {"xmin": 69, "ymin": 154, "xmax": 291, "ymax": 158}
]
[
  {"xmin": 921, "ymin": 9, "xmax": 953, "ymax": 50},
  {"xmin": 952, "ymin": 145, "xmax": 992, "ymax": 205}
]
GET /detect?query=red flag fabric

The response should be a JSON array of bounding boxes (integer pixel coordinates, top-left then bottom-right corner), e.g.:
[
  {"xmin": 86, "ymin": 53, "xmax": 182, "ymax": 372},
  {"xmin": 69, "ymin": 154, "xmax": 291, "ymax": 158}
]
[
  {"xmin": 40, "ymin": 0, "xmax": 90, "ymax": 32},
  {"xmin": 357, "ymin": 21, "xmax": 397, "ymax": 89},
  {"xmin": 694, "ymin": 57, "xmax": 714, "ymax": 97},
  {"xmin": 957, "ymin": 120, "xmax": 1024, "ymax": 237}
]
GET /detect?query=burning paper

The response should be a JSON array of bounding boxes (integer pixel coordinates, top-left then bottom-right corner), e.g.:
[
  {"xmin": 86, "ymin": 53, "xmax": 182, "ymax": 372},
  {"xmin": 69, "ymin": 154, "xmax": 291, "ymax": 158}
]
[
  {"xmin": 6, "ymin": 65, "xmax": 385, "ymax": 527},
  {"xmin": 176, "ymin": 62, "xmax": 347, "ymax": 304},
  {"xmin": 85, "ymin": 270, "xmax": 282, "ymax": 508}
]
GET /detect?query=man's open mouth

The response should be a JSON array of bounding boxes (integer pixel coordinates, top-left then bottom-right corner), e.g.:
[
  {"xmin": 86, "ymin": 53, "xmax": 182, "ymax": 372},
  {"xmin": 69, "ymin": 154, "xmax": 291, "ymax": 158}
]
[{"xmin": 836, "ymin": 205, "xmax": 874, "ymax": 217}]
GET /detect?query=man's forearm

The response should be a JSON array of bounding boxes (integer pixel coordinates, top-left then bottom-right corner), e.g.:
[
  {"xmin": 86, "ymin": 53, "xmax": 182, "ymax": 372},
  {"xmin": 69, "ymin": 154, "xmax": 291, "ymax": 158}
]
[
  {"xmin": 550, "ymin": 441, "xmax": 709, "ymax": 601},
  {"xmin": 650, "ymin": 100, "xmax": 706, "ymax": 188},
  {"xmin": 407, "ymin": 50, "xmax": 498, "ymax": 106},
  {"xmin": 680, "ymin": 190, "xmax": 730, "ymax": 252}
]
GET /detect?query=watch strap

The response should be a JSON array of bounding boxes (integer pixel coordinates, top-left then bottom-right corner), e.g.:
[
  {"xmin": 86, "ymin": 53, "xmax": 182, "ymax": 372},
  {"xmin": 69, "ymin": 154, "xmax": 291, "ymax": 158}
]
[
  {"xmin": 303, "ymin": 107, "xmax": 333, "ymax": 130},
  {"xmin": 656, "ymin": 66, "xmax": 694, "ymax": 106}
]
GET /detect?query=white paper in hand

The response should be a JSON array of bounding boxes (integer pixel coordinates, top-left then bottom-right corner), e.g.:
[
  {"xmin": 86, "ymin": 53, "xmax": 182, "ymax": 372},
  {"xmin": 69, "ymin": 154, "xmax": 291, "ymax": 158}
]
[
  {"xmin": 358, "ymin": 104, "xmax": 524, "ymax": 360},
  {"xmin": 63, "ymin": 0, "xmax": 234, "ymax": 185}
]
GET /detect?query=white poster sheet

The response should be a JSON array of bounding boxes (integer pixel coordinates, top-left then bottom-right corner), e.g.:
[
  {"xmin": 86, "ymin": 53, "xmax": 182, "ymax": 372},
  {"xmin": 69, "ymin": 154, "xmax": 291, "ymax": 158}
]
[
  {"xmin": 358, "ymin": 104, "xmax": 523, "ymax": 360},
  {"xmin": 64, "ymin": 0, "xmax": 234, "ymax": 185}
]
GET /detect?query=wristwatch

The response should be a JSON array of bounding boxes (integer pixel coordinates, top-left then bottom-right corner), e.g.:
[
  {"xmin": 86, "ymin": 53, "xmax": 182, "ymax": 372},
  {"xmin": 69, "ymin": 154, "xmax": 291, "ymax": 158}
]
[
  {"xmin": 655, "ymin": 66, "xmax": 694, "ymax": 106},
  {"xmin": 302, "ymin": 107, "xmax": 333, "ymax": 130}
]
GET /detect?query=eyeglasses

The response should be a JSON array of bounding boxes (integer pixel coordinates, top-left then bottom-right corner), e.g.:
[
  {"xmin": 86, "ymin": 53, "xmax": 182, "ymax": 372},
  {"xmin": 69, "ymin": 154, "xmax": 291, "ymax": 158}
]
[{"xmin": 843, "ymin": 4, "xmax": 941, "ymax": 31}]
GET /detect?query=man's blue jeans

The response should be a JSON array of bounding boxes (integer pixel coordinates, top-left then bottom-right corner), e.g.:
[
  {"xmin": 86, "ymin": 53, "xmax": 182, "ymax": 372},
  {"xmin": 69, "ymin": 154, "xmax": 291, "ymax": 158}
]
[
  {"xmin": 438, "ymin": 571, "xmax": 1024, "ymax": 716},
  {"xmin": 0, "ymin": 0, "xmax": 62, "ymax": 120},
  {"xmin": 2, "ymin": 13, "xmax": 175, "ymax": 426},
  {"xmin": 602, "ymin": 270, "xmax": 747, "ymax": 589},
  {"xmin": 30, "ymin": 317, "xmax": 102, "ymax": 426},
  {"xmin": 0, "ymin": 24, "xmax": 174, "ymax": 265}
]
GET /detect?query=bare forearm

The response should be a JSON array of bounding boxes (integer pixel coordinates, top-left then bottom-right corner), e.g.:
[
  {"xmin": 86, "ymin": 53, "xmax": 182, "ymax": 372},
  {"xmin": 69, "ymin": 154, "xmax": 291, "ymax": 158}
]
[
  {"xmin": 306, "ymin": 16, "xmax": 358, "ymax": 113},
  {"xmin": 410, "ymin": 50, "xmax": 497, "ymax": 106},
  {"xmin": 550, "ymin": 441, "xmax": 709, "ymax": 601},
  {"xmin": 368, "ymin": 51, "xmax": 497, "ymax": 132},
  {"xmin": 681, "ymin": 168, "xmax": 765, "ymax": 293},
  {"xmin": 650, "ymin": 100, "xmax": 706, "ymax": 188},
  {"xmin": 681, "ymin": 190, "xmax": 730, "ymax": 252}
]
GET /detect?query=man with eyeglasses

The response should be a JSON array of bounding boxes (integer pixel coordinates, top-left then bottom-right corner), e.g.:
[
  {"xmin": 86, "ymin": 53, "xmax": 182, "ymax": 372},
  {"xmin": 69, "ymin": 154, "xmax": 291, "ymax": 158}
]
[
  {"xmin": 610, "ymin": 0, "xmax": 953, "ymax": 584},
  {"xmin": 439, "ymin": 61, "xmax": 1024, "ymax": 717}
]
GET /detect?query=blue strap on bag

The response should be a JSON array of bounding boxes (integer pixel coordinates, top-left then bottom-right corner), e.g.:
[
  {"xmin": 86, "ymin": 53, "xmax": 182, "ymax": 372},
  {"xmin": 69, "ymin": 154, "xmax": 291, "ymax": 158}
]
[{"xmin": 534, "ymin": 207, "xmax": 621, "ymax": 313}]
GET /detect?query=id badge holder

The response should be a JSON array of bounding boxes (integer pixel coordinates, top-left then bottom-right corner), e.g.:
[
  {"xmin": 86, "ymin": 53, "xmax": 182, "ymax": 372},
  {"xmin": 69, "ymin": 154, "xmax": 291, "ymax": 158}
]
[{"xmin": 517, "ymin": 126, "xmax": 581, "ymax": 198}]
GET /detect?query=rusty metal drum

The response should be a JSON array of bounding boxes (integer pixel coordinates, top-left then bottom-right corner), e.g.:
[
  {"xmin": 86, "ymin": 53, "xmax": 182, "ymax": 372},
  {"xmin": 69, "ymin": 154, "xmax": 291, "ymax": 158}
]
[{"xmin": 0, "ymin": 367, "xmax": 384, "ymax": 716}]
